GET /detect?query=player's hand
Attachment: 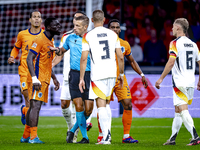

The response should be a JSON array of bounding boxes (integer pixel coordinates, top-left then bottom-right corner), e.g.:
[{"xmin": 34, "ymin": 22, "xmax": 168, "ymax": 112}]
[
  {"xmin": 49, "ymin": 46, "xmax": 60, "ymax": 54},
  {"xmin": 117, "ymin": 75, "xmax": 124, "ymax": 88},
  {"xmin": 53, "ymin": 78, "xmax": 60, "ymax": 91},
  {"xmin": 142, "ymin": 76, "xmax": 148, "ymax": 88},
  {"xmin": 32, "ymin": 76, "xmax": 41, "ymax": 91},
  {"xmin": 155, "ymin": 78, "xmax": 163, "ymax": 89},
  {"xmin": 8, "ymin": 56, "xmax": 15, "ymax": 64},
  {"xmin": 79, "ymin": 79, "xmax": 85, "ymax": 93},
  {"xmin": 197, "ymin": 81, "xmax": 200, "ymax": 91}
]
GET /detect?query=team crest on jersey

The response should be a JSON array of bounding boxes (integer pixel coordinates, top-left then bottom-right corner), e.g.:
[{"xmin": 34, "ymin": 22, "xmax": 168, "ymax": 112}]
[
  {"xmin": 32, "ymin": 42, "xmax": 37, "ymax": 48},
  {"xmin": 121, "ymin": 46, "xmax": 125, "ymax": 53},
  {"xmin": 38, "ymin": 92, "xmax": 43, "ymax": 98},
  {"xmin": 22, "ymin": 82, "xmax": 26, "ymax": 88}
]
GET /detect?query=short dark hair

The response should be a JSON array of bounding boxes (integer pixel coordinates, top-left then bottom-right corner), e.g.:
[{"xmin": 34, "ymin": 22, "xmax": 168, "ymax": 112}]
[
  {"xmin": 44, "ymin": 17, "xmax": 57, "ymax": 29},
  {"xmin": 108, "ymin": 19, "xmax": 120, "ymax": 28},
  {"xmin": 29, "ymin": 10, "xmax": 41, "ymax": 18},
  {"xmin": 75, "ymin": 15, "xmax": 89, "ymax": 26},
  {"xmin": 74, "ymin": 10, "xmax": 86, "ymax": 17}
]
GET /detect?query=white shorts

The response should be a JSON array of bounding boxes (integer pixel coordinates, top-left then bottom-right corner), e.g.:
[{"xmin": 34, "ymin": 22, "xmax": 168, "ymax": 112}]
[
  {"xmin": 173, "ymin": 87, "xmax": 194, "ymax": 106},
  {"xmin": 60, "ymin": 80, "xmax": 71, "ymax": 100},
  {"xmin": 89, "ymin": 77, "xmax": 116, "ymax": 100}
]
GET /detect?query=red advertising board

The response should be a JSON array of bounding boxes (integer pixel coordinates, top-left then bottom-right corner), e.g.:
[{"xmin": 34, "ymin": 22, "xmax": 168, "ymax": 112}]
[{"xmin": 129, "ymin": 78, "xmax": 159, "ymax": 115}]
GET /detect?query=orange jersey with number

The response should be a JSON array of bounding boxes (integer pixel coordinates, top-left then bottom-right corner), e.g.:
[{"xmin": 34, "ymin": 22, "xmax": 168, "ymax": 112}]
[
  {"xmin": 29, "ymin": 32, "xmax": 54, "ymax": 84},
  {"xmin": 116, "ymin": 38, "xmax": 131, "ymax": 76},
  {"xmin": 11, "ymin": 29, "xmax": 43, "ymax": 80}
]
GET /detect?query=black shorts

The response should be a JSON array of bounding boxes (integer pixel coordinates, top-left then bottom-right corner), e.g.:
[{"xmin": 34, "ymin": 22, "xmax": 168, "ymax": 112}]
[{"xmin": 69, "ymin": 69, "xmax": 91, "ymax": 100}]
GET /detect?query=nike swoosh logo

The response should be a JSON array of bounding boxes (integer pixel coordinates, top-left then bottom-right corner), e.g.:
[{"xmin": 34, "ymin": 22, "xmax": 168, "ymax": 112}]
[{"xmin": 25, "ymin": 40, "xmax": 28, "ymax": 42}]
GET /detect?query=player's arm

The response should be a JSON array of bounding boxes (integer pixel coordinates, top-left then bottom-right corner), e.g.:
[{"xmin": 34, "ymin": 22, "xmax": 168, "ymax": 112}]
[
  {"xmin": 8, "ymin": 33, "xmax": 22, "ymax": 64},
  {"xmin": 50, "ymin": 46, "xmax": 67, "ymax": 56},
  {"xmin": 27, "ymin": 51, "xmax": 41, "ymax": 91},
  {"xmin": 126, "ymin": 55, "xmax": 148, "ymax": 88},
  {"xmin": 116, "ymin": 47, "xmax": 124, "ymax": 88},
  {"xmin": 52, "ymin": 54, "xmax": 64, "ymax": 68},
  {"xmin": 155, "ymin": 57, "xmax": 175, "ymax": 89},
  {"xmin": 79, "ymin": 50, "xmax": 89, "ymax": 93},
  {"xmin": 51, "ymin": 69, "xmax": 60, "ymax": 91}
]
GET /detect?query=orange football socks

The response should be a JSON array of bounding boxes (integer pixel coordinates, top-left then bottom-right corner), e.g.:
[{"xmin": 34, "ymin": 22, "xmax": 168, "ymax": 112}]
[
  {"xmin": 23, "ymin": 125, "xmax": 30, "ymax": 139},
  {"xmin": 30, "ymin": 127, "xmax": 38, "ymax": 140},
  {"xmin": 122, "ymin": 110, "xmax": 132, "ymax": 134}
]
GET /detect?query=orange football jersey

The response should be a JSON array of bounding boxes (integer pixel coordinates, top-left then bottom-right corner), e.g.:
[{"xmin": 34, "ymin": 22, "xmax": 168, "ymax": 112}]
[
  {"xmin": 29, "ymin": 32, "xmax": 54, "ymax": 84},
  {"xmin": 11, "ymin": 29, "xmax": 44, "ymax": 80},
  {"xmin": 116, "ymin": 38, "xmax": 131, "ymax": 76}
]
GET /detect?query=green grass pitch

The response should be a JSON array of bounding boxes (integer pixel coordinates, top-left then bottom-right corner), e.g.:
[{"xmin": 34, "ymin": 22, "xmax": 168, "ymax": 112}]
[{"xmin": 0, "ymin": 116, "xmax": 200, "ymax": 150}]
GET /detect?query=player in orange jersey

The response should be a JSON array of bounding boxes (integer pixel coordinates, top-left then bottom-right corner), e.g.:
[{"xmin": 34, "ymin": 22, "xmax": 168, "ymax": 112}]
[
  {"xmin": 8, "ymin": 10, "xmax": 43, "ymax": 125},
  {"xmin": 96, "ymin": 19, "xmax": 148, "ymax": 143},
  {"xmin": 21, "ymin": 17, "xmax": 61, "ymax": 144}
]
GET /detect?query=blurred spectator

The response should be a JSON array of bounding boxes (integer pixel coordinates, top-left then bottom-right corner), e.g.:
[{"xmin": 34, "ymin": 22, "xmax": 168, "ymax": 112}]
[
  {"xmin": 143, "ymin": 29, "xmax": 167, "ymax": 66},
  {"xmin": 138, "ymin": 16, "xmax": 154, "ymax": 49},
  {"xmin": 134, "ymin": 0, "xmax": 154, "ymax": 29},
  {"xmin": 128, "ymin": 34, "xmax": 143, "ymax": 63}
]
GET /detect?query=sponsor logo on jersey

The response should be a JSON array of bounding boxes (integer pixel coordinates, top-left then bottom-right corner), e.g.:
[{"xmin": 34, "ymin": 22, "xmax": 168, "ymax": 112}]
[{"xmin": 32, "ymin": 42, "xmax": 37, "ymax": 48}]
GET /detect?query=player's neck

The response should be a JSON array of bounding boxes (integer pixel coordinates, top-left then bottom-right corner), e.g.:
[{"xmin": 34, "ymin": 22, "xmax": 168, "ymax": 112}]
[
  {"xmin": 176, "ymin": 32, "xmax": 185, "ymax": 38},
  {"xmin": 94, "ymin": 23, "xmax": 103, "ymax": 28},
  {"xmin": 30, "ymin": 27, "xmax": 41, "ymax": 34}
]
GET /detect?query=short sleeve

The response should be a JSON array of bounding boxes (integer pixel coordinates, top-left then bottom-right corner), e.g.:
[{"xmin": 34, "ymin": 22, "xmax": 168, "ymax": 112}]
[
  {"xmin": 14, "ymin": 32, "xmax": 22, "ymax": 49},
  {"xmin": 29, "ymin": 38, "xmax": 42, "ymax": 55},
  {"xmin": 82, "ymin": 33, "xmax": 89, "ymax": 51},
  {"xmin": 63, "ymin": 35, "xmax": 70, "ymax": 50},
  {"xmin": 169, "ymin": 41, "xmax": 177, "ymax": 58},
  {"xmin": 115, "ymin": 36, "xmax": 121, "ymax": 49}
]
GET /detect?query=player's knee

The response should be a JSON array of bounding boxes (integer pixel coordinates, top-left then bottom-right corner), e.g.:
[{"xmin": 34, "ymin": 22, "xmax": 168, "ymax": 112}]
[
  {"xmin": 61, "ymin": 101, "xmax": 70, "ymax": 109},
  {"xmin": 22, "ymin": 90, "xmax": 29, "ymax": 100},
  {"xmin": 124, "ymin": 103, "xmax": 132, "ymax": 110}
]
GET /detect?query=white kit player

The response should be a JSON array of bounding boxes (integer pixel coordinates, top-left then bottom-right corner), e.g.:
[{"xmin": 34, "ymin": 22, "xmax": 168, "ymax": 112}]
[
  {"xmin": 79, "ymin": 10, "xmax": 124, "ymax": 145},
  {"xmin": 155, "ymin": 18, "xmax": 200, "ymax": 146}
]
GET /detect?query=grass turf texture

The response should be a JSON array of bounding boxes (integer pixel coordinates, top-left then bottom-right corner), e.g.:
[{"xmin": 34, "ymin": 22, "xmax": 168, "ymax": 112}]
[{"xmin": 0, "ymin": 117, "xmax": 200, "ymax": 150}]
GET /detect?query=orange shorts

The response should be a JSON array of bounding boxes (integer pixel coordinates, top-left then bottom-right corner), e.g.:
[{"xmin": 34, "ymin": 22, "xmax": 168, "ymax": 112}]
[
  {"xmin": 20, "ymin": 76, "xmax": 32, "ymax": 91},
  {"xmin": 31, "ymin": 82, "xmax": 49, "ymax": 103},
  {"xmin": 110, "ymin": 75, "xmax": 132, "ymax": 102}
]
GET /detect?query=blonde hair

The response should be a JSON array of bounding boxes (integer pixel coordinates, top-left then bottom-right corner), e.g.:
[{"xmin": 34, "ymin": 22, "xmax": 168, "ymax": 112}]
[
  {"xmin": 92, "ymin": 10, "xmax": 104, "ymax": 23},
  {"xmin": 174, "ymin": 18, "xmax": 189, "ymax": 34}
]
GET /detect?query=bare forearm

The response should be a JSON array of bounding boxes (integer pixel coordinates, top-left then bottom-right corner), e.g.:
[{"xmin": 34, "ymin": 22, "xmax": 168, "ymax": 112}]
[
  {"xmin": 118, "ymin": 57, "xmax": 124, "ymax": 74},
  {"xmin": 52, "ymin": 55, "xmax": 64, "ymax": 68},
  {"xmin": 51, "ymin": 69, "xmax": 56, "ymax": 80},
  {"xmin": 129, "ymin": 59, "xmax": 143, "ymax": 75},
  {"xmin": 27, "ymin": 52, "xmax": 36, "ymax": 77},
  {"xmin": 160, "ymin": 61, "xmax": 174, "ymax": 80}
]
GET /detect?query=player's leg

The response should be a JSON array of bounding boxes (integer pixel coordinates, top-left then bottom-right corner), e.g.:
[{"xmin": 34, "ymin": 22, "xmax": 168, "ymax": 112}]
[
  {"xmin": 60, "ymin": 80, "xmax": 73, "ymax": 130},
  {"xmin": 96, "ymin": 98, "xmax": 110, "ymax": 144},
  {"xmin": 121, "ymin": 99, "xmax": 138, "ymax": 143},
  {"xmin": 73, "ymin": 97, "xmax": 89, "ymax": 143},
  {"xmin": 85, "ymin": 100, "xmax": 94, "ymax": 131},
  {"xmin": 20, "ymin": 77, "xmax": 30, "ymax": 125}
]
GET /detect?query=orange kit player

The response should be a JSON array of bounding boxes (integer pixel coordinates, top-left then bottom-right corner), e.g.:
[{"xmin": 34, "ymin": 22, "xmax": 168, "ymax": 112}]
[
  {"xmin": 97, "ymin": 19, "xmax": 148, "ymax": 143},
  {"xmin": 8, "ymin": 10, "xmax": 43, "ymax": 125},
  {"xmin": 20, "ymin": 17, "xmax": 61, "ymax": 144}
]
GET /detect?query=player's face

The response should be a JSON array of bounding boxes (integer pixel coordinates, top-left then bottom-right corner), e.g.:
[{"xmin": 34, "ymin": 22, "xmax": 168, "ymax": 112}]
[
  {"xmin": 109, "ymin": 22, "xmax": 121, "ymax": 35},
  {"xmin": 49, "ymin": 20, "xmax": 62, "ymax": 35},
  {"xmin": 29, "ymin": 12, "xmax": 42, "ymax": 28},
  {"xmin": 73, "ymin": 20, "xmax": 87, "ymax": 36}
]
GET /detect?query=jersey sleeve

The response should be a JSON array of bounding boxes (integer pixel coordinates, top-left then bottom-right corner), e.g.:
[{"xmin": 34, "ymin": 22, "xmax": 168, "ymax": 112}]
[
  {"xmin": 29, "ymin": 38, "xmax": 43, "ymax": 55},
  {"xmin": 63, "ymin": 35, "xmax": 70, "ymax": 50},
  {"xmin": 124, "ymin": 40, "xmax": 131, "ymax": 56},
  {"xmin": 115, "ymin": 36, "xmax": 121, "ymax": 49},
  {"xmin": 10, "ymin": 47, "xmax": 20, "ymax": 58},
  {"xmin": 169, "ymin": 40, "xmax": 177, "ymax": 58},
  {"xmin": 14, "ymin": 32, "xmax": 22, "ymax": 49},
  {"xmin": 82, "ymin": 33, "xmax": 89, "ymax": 51},
  {"xmin": 195, "ymin": 44, "xmax": 200, "ymax": 62},
  {"xmin": 59, "ymin": 34, "xmax": 69, "ymax": 48}
]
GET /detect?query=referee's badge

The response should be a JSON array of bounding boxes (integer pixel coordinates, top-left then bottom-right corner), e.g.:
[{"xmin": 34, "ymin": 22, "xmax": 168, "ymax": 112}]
[{"xmin": 38, "ymin": 92, "xmax": 43, "ymax": 98}]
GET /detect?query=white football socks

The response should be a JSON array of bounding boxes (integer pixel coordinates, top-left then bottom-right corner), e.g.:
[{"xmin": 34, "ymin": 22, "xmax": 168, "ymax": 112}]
[
  {"xmin": 62, "ymin": 107, "xmax": 73, "ymax": 130},
  {"xmin": 98, "ymin": 107, "xmax": 109, "ymax": 140},
  {"xmin": 106, "ymin": 104, "xmax": 112, "ymax": 132},
  {"xmin": 71, "ymin": 103, "xmax": 76, "ymax": 125},
  {"xmin": 180, "ymin": 110, "xmax": 195, "ymax": 139},
  {"xmin": 170, "ymin": 113, "xmax": 182, "ymax": 141}
]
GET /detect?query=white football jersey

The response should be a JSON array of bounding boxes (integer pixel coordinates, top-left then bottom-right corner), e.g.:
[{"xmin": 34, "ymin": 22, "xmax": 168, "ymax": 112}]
[
  {"xmin": 59, "ymin": 30, "xmax": 73, "ymax": 81},
  {"xmin": 82, "ymin": 26, "xmax": 121, "ymax": 81},
  {"xmin": 169, "ymin": 36, "xmax": 200, "ymax": 87}
]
